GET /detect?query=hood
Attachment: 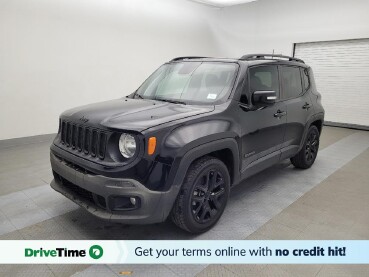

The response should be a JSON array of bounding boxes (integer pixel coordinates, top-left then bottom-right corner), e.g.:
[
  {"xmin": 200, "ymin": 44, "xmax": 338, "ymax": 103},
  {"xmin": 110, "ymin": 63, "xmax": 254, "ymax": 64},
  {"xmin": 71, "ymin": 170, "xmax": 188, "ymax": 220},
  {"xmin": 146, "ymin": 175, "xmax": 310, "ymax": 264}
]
[{"xmin": 60, "ymin": 98, "xmax": 215, "ymax": 132}]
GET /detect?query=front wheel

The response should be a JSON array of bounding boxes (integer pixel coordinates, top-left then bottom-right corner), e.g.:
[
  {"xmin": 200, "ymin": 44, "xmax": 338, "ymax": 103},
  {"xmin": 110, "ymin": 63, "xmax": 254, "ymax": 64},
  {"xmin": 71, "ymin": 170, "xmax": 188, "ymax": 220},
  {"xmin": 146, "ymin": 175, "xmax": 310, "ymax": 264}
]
[
  {"xmin": 171, "ymin": 156, "xmax": 230, "ymax": 233},
  {"xmin": 291, "ymin": 125, "xmax": 320, "ymax": 169}
]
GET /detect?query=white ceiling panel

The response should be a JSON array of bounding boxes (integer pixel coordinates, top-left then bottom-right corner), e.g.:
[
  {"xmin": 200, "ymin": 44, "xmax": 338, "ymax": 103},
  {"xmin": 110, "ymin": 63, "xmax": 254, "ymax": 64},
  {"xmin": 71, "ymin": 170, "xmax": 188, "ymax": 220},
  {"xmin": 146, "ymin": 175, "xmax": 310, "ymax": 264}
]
[{"xmin": 189, "ymin": 0, "xmax": 258, "ymax": 8}]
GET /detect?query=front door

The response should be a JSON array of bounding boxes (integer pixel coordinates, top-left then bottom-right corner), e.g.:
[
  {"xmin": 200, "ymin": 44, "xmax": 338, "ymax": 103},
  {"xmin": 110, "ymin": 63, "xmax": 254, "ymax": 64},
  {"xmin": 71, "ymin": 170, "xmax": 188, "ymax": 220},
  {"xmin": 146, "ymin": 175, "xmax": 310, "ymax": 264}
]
[{"xmin": 239, "ymin": 65, "xmax": 287, "ymax": 178}]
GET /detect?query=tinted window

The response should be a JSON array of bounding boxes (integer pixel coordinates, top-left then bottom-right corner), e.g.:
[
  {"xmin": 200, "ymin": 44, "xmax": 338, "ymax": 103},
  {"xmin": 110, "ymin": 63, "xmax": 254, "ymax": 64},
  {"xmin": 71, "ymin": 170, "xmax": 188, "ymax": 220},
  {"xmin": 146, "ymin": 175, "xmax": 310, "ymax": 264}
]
[
  {"xmin": 280, "ymin": 66, "xmax": 303, "ymax": 99},
  {"xmin": 249, "ymin": 66, "xmax": 279, "ymax": 97},
  {"xmin": 302, "ymin": 68, "xmax": 310, "ymax": 90}
]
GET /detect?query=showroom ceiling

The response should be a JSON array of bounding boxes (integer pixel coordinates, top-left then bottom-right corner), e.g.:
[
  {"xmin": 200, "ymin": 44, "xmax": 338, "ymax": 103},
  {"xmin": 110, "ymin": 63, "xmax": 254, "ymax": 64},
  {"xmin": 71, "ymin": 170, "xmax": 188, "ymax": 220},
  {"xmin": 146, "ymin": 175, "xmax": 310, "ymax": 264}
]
[{"xmin": 189, "ymin": 0, "xmax": 257, "ymax": 8}]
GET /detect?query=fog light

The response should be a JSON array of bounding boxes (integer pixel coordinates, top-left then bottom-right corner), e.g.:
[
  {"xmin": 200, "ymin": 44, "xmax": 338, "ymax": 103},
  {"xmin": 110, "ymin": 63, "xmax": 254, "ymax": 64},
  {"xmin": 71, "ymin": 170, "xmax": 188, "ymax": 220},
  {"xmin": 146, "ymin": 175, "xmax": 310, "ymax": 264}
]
[
  {"xmin": 109, "ymin": 196, "xmax": 140, "ymax": 211},
  {"xmin": 130, "ymin": 197, "xmax": 136, "ymax": 205}
]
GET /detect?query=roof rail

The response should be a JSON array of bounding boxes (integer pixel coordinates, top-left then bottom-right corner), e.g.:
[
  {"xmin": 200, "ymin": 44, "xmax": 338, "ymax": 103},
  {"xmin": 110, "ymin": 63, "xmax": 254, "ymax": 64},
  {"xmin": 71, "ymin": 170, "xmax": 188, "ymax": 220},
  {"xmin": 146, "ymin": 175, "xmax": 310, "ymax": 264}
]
[
  {"xmin": 171, "ymin": 56, "xmax": 208, "ymax": 61},
  {"xmin": 240, "ymin": 54, "xmax": 304, "ymax": 63}
]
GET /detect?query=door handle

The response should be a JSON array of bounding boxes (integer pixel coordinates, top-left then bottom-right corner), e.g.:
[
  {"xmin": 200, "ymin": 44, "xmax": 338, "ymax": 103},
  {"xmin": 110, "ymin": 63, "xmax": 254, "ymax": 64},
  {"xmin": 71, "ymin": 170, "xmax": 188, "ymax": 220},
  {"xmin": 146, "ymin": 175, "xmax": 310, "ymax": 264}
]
[
  {"xmin": 302, "ymin": 103, "xmax": 311, "ymax": 110},
  {"xmin": 274, "ymin": 110, "xmax": 286, "ymax": 118}
]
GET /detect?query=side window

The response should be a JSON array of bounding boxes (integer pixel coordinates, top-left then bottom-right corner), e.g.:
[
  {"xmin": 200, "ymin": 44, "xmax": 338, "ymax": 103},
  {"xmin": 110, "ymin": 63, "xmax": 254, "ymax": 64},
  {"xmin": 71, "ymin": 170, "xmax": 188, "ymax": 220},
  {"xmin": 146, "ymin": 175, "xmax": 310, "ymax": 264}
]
[
  {"xmin": 280, "ymin": 66, "xmax": 303, "ymax": 99},
  {"xmin": 301, "ymin": 68, "xmax": 310, "ymax": 91},
  {"xmin": 249, "ymin": 65, "xmax": 279, "ymax": 97}
]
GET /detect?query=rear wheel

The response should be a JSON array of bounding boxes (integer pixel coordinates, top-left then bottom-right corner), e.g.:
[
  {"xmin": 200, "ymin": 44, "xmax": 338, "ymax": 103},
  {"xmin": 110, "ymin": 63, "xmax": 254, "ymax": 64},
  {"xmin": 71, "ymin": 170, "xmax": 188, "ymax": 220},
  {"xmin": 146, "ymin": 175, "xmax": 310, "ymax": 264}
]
[
  {"xmin": 171, "ymin": 156, "xmax": 230, "ymax": 233},
  {"xmin": 291, "ymin": 125, "xmax": 320, "ymax": 169}
]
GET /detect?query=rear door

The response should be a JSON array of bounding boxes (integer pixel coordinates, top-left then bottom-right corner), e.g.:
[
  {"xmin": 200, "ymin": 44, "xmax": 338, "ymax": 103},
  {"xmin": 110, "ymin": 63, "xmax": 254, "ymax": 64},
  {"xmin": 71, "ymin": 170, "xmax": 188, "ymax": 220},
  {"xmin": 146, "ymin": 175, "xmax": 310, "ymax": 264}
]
[{"xmin": 279, "ymin": 65, "xmax": 315, "ymax": 159}]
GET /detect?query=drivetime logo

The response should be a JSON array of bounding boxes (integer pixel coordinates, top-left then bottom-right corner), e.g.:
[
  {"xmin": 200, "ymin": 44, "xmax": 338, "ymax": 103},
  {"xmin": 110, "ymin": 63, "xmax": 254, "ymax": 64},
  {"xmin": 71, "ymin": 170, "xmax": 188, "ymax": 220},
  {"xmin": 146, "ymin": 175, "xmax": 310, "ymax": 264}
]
[
  {"xmin": 25, "ymin": 245, "xmax": 103, "ymax": 259},
  {"xmin": 89, "ymin": 245, "xmax": 104, "ymax": 259}
]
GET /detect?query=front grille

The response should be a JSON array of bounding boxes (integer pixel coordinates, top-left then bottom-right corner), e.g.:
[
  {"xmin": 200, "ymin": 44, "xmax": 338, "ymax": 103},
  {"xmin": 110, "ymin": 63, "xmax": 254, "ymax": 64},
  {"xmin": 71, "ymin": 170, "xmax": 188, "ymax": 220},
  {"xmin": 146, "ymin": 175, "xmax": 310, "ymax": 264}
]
[{"xmin": 59, "ymin": 120, "xmax": 108, "ymax": 160}]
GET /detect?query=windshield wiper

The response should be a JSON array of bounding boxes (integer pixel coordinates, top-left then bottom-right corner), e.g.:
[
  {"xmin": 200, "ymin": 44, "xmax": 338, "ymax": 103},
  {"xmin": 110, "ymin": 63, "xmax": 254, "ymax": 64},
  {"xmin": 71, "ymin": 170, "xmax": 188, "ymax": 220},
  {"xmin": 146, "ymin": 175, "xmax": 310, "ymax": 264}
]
[{"xmin": 155, "ymin": 98, "xmax": 187, "ymax": 105}]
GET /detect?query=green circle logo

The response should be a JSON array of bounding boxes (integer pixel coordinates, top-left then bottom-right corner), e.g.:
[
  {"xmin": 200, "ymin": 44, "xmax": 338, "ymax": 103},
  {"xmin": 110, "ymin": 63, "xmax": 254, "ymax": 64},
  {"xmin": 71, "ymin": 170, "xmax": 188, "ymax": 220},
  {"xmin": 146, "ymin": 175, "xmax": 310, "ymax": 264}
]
[{"xmin": 89, "ymin": 245, "xmax": 103, "ymax": 259}]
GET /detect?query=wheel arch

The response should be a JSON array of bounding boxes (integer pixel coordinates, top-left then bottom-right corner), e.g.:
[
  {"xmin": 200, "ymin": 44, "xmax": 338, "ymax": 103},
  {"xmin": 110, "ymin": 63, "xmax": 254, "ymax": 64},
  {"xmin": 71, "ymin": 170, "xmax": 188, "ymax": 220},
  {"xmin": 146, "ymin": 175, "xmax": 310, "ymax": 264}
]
[
  {"xmin": 311, "ymin": 119, "xmax": 323, "ymax": 134},
  {"xmin": 161, "ymin": 138, "xmax": 240, "ymax": 221},
  {"xmin": 207, "ymin": 148, "xmax": 236, "ymax": 185},
  {"xmin": 298, "ymin": 113, "xmax": 324, "ymax": 152},
  {"xmin": 169, "ymin": 138, "xmax": 240, "ymax": 189}
]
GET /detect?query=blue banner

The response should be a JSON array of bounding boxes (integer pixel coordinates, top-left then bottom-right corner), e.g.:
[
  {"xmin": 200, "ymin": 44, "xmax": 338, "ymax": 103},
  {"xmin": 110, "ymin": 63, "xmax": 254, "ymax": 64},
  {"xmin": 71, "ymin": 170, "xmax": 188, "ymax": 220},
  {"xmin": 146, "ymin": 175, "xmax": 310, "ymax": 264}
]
[{"xmin": 1, "ymin": 240, "xmax": 368, "ymax": 264}]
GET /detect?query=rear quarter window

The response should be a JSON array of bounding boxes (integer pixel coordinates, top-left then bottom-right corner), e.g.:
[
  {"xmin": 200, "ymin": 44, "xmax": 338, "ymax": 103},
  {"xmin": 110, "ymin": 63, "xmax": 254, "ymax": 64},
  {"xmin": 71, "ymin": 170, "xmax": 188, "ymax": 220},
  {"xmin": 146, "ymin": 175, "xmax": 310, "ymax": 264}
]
[{"xmin": 301, "ymin": 68, "xmax": 310, "ymax": 91}]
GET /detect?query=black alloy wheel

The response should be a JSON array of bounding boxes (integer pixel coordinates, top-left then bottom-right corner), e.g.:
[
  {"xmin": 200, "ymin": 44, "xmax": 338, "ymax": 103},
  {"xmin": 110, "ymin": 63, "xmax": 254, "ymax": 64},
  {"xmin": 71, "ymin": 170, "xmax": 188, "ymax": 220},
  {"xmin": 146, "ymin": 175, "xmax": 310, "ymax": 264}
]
[
  {"xmin": 305, "ymin": 131, "xmax": 319, "ymax": 162},
  {"xmin": 171, "ymin": 156, "xmax": 230, "ymax": 233},
  {"xmin": 191, "ymin": 169, "xmax": 226, "ymax": 224},
  {"xmin": 291, "ymin": 125, "xmax": 320, "ymax": 169}
]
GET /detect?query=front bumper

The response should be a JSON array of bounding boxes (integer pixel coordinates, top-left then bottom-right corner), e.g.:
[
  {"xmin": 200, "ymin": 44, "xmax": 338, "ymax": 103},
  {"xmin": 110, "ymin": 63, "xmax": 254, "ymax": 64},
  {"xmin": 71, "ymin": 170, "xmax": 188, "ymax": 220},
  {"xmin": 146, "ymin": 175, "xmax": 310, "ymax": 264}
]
[{"xmin": 50, "ymin": 152, "xmax": 178, "ymax": 224}]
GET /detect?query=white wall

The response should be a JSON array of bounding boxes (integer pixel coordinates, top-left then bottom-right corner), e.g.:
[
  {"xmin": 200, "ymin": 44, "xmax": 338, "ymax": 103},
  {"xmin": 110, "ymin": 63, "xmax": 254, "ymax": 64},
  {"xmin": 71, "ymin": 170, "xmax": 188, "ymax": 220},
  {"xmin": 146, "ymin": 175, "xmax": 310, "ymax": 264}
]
[
  {"xmin": 212, "ymin": 0, "xmax": 369, "ymax": 57},
  {"xmin": 2, "ymin": 0, "xmax": 369, "ymax": 140},
  {"xmin": 0, "ymin": 0, "xmax": 219, "ymax": 140}
]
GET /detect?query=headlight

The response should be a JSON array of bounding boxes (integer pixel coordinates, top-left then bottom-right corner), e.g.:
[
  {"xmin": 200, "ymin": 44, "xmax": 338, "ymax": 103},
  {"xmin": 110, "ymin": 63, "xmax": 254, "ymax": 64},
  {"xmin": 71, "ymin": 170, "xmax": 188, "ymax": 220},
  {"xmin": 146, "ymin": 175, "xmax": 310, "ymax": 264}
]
[{"xmin": 119, "ymin": 133, "xmax": 137, "ymax": 158}]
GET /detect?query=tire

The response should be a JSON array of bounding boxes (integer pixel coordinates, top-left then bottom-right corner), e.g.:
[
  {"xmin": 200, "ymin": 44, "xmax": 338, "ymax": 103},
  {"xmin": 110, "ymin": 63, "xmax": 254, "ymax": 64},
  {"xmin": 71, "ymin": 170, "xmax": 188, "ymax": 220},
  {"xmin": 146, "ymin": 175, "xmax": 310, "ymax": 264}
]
[
  {"xmin": 291, "ymin": 125, "xmax": 320, "ymax": 169},
  {"xmin": 171, "ymin": 156, "xmax": 230, "ymax": 233}
]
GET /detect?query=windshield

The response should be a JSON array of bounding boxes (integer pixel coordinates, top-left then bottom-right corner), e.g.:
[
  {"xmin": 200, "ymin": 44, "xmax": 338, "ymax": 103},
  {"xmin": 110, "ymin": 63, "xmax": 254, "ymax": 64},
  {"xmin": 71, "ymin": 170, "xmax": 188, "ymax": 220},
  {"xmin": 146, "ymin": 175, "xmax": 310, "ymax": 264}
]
[{"xmin": 135, "ymin": 62, "xmax": 238, "ymax": 105}]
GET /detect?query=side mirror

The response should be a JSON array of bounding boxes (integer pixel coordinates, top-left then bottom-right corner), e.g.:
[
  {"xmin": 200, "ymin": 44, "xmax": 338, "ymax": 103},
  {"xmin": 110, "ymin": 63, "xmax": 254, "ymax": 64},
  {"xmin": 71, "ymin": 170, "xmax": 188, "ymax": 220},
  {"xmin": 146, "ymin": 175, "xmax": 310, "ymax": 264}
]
[{"xmin": 252, "ymin": 91, "xmax": 276, "ymax": 107}]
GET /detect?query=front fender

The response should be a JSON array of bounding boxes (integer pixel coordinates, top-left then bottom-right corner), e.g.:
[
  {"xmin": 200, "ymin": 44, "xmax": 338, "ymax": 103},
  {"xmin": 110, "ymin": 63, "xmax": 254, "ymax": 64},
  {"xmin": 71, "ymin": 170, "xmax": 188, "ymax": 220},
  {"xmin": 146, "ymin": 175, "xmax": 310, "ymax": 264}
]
[
  {"xmin": 164, "ymin": 118, "xmax": 240, "ymax": 151},
  {"xmin": 163, "ymin": 118, "xmax": 241, "ymax": 186}
]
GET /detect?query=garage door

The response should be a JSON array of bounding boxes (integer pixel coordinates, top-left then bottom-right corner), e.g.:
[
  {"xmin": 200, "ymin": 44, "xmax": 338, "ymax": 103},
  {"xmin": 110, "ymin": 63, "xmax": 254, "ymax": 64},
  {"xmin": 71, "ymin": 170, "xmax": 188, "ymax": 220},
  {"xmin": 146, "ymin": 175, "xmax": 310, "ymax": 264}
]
[{"xmin": 294, "ymin": 39, "xmax": 369, "ymax": 128}]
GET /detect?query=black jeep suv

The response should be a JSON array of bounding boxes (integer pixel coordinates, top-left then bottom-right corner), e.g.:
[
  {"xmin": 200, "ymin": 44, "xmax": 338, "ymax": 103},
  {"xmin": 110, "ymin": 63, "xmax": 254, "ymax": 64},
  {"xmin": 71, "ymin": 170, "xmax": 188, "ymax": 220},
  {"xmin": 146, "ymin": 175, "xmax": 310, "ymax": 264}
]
[{"xmin": 50, "ymin": 54, "xmax": 324, "ymax": 233}]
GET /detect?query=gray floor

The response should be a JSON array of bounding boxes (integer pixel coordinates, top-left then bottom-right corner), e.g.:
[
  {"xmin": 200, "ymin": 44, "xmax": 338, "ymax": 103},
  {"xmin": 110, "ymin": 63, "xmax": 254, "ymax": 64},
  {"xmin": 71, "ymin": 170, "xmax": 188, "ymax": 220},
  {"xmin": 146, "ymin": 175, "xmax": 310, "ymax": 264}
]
[{"xmin": 0, "ymin": 126, "xmax": 368, "ymax": 276}]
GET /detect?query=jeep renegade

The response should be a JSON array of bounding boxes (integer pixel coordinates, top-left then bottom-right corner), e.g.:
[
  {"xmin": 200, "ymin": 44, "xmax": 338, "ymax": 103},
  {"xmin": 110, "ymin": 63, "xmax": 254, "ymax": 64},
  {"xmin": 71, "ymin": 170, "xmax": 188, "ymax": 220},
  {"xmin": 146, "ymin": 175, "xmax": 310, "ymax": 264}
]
[{"xmin": 50, "ymin": 54, "xmax": 324, "ymax": 233}]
